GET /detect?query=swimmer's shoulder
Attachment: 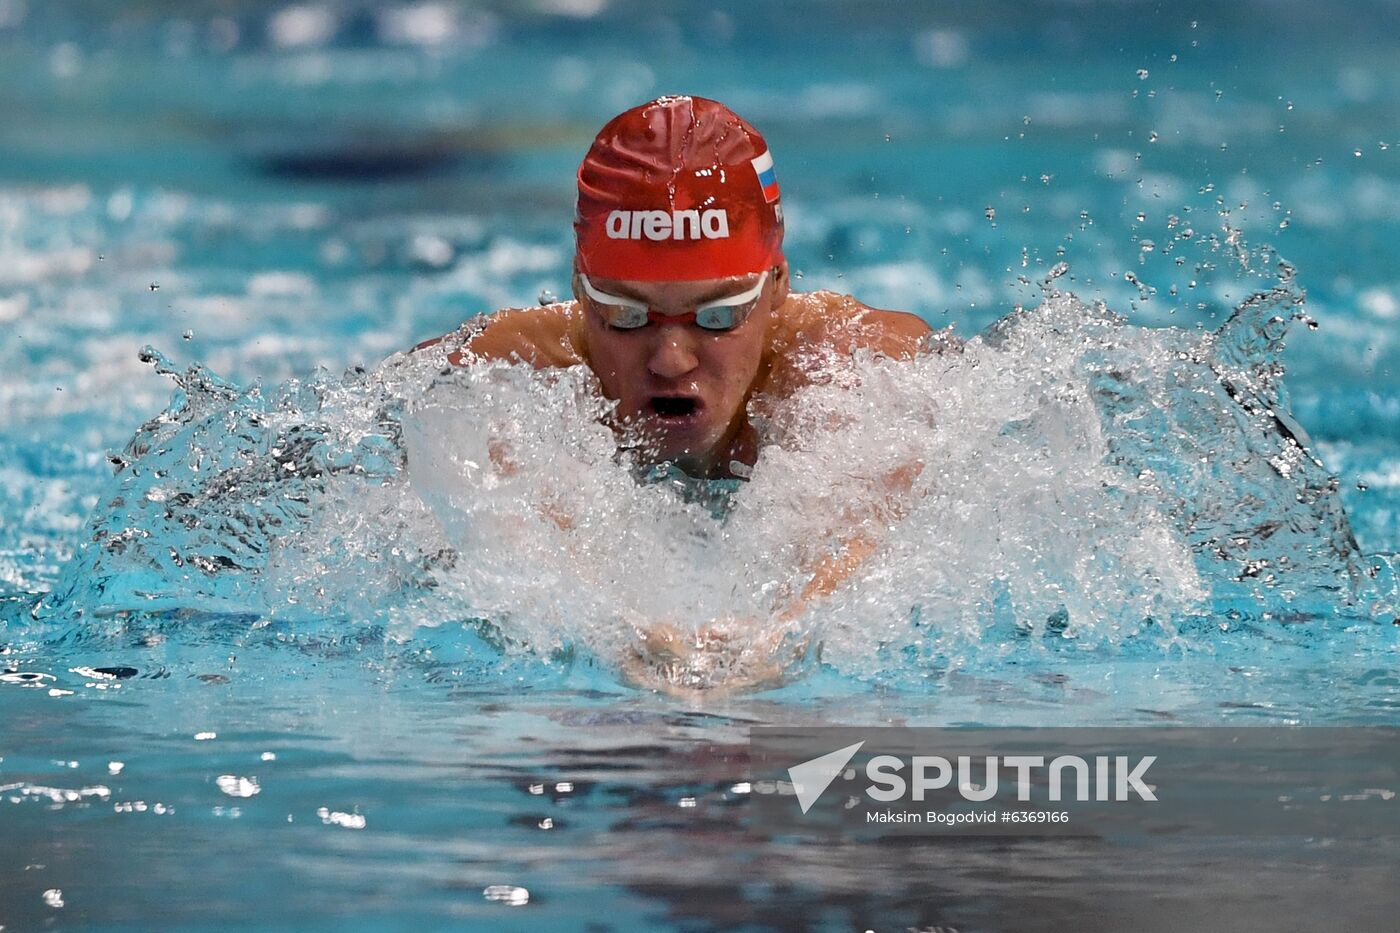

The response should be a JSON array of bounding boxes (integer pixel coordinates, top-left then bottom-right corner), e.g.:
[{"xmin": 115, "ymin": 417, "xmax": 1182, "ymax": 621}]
[
  {"xmin": 416, "ymin": 302, "xmax": 585, "ymax": 369},
  {"xmin": 778, "ymin": 290, "xmax": 935, "ymax": 362}
]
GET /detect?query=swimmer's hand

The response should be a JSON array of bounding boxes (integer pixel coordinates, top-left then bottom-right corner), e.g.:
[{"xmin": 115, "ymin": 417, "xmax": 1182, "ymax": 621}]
[{"xmin": 622, "ymin": 618, "xmax": 806, "ymax": 697}]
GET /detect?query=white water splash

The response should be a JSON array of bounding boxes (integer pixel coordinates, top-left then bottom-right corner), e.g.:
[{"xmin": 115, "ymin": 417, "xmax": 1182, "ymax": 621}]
[{"xmin": 37, "ymin": 284, "xmax": 1390, "ymax": 689}]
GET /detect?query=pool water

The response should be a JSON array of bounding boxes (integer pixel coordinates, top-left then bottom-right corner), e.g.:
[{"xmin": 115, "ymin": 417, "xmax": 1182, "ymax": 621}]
[{"xmin": 3, "ymin": 1, "xmax": 1399, "ymax": 929}]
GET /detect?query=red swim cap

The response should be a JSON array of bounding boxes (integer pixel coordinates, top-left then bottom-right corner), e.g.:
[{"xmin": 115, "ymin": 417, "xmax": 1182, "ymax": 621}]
[{"xmin": 574, "ymin": 95, "xmax": 784, "ymax": 282}]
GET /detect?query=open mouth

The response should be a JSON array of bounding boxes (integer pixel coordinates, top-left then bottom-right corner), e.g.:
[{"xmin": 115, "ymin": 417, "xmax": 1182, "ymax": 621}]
[{"xmin": 649, "ymin": 396, "xmax": 700, "ymax": 420}]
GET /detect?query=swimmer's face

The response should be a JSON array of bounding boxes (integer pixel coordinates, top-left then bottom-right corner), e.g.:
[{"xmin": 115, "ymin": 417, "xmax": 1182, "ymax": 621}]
[{"xmin": 576, "ymin": 260, "xmax": 789, "ymax": 477}]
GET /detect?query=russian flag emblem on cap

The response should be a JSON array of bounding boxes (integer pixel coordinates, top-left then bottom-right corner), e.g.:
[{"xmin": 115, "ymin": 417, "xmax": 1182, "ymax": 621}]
[{"xmin": 751, "ymin": 150, "xmax": 780, "ymax": 203}]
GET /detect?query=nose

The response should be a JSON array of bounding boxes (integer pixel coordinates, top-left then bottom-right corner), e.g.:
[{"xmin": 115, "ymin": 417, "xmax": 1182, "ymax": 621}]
[{"xmin": 646, "ymin": 325, "xmax": 699, "ymax": 380}]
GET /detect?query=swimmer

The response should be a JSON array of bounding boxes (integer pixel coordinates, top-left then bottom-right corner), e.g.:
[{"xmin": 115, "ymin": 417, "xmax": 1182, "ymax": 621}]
[{"xmin": 417, "ymin": 96, "xmax": 936, "ymax": 692}]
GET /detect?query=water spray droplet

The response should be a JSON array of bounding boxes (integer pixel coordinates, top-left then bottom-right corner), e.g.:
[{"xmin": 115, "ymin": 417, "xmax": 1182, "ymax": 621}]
[{"xmin": 1042, "ymin": 261, "xmax": 1070, "ymax": 287}]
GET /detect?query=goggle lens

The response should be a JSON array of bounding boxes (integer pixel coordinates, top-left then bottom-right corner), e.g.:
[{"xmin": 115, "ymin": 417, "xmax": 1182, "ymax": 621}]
[{"xmin": 579, "ymin": 273, "xmax": 767, "ymax": 332}]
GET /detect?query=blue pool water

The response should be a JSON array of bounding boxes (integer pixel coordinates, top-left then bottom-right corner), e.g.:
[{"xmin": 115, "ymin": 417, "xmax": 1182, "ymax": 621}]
[{"xmin": 3, "ymin": 1, "xmax": 1400, "ymax": 929}]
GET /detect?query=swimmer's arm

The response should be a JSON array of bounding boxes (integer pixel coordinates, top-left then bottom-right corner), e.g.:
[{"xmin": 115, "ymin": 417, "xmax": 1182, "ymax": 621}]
[
  {"xmin": 624, "ymin": 459, "xmax": 917, "ymax": 697},
  {"xmin": 626, "ymin": 481, "xmax": 910, "ymax": 697},
  {"xmin": 780, "ymin": 535, "xmax": 879, "ymax": 623},
  {"xmin": 779, "ymin": 458, "xmax": 924, "ymax": 623},
  {"xmin": 761, "ymin": 300, "xmax": 935, "ymax": 622}
]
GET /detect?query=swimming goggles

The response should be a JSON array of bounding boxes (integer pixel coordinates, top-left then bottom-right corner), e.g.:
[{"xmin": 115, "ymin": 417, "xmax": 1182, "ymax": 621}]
[{"xmin": 578, "ymin": 272, "xmax": 768, "ymax": 332}]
